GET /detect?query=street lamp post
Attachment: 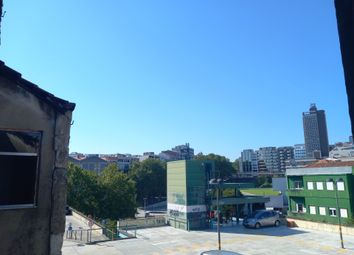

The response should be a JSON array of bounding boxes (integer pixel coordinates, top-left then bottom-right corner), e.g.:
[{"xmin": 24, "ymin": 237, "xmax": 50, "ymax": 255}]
[
  {"xmin": 209, "ymin": 178, "xmax": 223, "ymax": 251},
  {"xmin": 328, "ymin": 178, "xmax": 345, "ymax": 249}
]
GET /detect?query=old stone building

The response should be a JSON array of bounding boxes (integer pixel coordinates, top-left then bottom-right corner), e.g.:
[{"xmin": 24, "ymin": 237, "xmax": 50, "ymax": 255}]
[{"xmin": 0, "ymin": 61, "xmax": 75, "ymax": 255}]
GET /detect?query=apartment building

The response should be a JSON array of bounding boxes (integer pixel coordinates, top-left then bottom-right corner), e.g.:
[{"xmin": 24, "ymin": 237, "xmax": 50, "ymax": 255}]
[{"xmin": 286, "ymin": 160, "xmax": 354, "ymax": 224}]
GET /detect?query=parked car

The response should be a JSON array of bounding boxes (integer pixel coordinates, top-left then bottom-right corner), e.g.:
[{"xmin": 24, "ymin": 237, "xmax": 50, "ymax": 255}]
[
  {"xmin": 200, "ymin": 250, "xmax": 241, "ymax": 255},
  {"xmin": 243, "ymin": 210, "xmax": 280, "ymax": 229}
]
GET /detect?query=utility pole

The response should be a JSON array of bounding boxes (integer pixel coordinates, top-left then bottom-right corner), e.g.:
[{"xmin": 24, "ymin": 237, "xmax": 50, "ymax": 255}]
[
  {"xmin": 328, "ymin": 178, "xmax": 345, "ymax": 249},
  {"xmin": 209, "ymin": 178, "xmax": 223, "ymax": 251},
  {"xmin": 334, "ymin": 180, "xmax": 344, "ymax": 249}
]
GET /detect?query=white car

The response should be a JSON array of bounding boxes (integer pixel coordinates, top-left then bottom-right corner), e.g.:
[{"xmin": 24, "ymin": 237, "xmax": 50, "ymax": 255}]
[{"xmin": 200, "ymin": 250, "xmax": 241, "ymax": 255}]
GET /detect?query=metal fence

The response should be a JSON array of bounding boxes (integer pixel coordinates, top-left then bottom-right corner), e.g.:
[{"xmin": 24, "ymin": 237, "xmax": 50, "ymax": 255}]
[
  {"xmin": 65, "ymin": 227, "xmax": 136, "ymax": 244},
  {"xmin": 65, "ymin": 228, "xmax": 108, "ymax": 243}
]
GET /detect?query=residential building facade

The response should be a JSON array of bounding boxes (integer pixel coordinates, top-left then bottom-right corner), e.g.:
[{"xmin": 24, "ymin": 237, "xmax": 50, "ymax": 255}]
[
  {"xmin": 286, "ymin": 160, "xmax": 354, "ymax": 225},
  {"xmin": 294, "ymin": 144, "xmax": 306, "ymax": 160},
  {"xmin": 257, "ymin": 147, "xmax": 279, "ymax": 173},
  {"xmin": 172, "ymin": 143, "xmax": 194, "ymax": 160},
  {"xmin": 329, "ymin": 145, "xmax": 354, "ymax": 159},
  {"xmin": 69, "ymin": 154, "xmax": 108, "ymax": 174},
  {"xmin": 239, "ymin": 149, "xmax": 258, "ymax": 174},
  {"xmin": 159, "ymin": 150, "xmax": 181, "ymax": 161},
  {"xmin": 303, "ymin": 104, "xmax": 330, "ymax": 158},
  {"xmin": 139, "ymin": 152, "xmax": 160, "ymax": 162},
  {"xmin": 278, "ymin": 147, "xmax": 294, "ymax": 172}
]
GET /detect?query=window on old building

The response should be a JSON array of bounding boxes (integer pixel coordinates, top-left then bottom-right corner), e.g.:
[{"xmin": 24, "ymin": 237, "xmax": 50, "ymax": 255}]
[
  {"xmin": 296, "ymin": 203, "xmax": 304, "ymax": 213},
  {"xmin": 309, "ymin": 206, "xmax": 316, "ymax": 215},
  {"xmin": 0, "ymin": 130, "xmax": 41, "ymax": 209},
  {"xmin": 340, "ymin": 209, "xmax": 348, "ymax": 218},
  {"xmin": 337, "ymin": 181, "xmax": 345, "ymax": 191},
  {"xmin": 294, "ymin": 180, "xmax": 303, "ymax": 189},
  {"xmin": 319, "ymin": 207, "xmax": 326, "ymax": 216},
  {"xmin": 316, "ymin": 182, "xmax": 324, "ymax": 190},
  {"xmin": 326, "ymin": 181, "xmax": 334, "ymax": 190},
  {"xmin": 307, "ymin": 182, "xmax": 314, "ymax": 190},
  {"xmin": 329, "ymin": 208, "xmax": 337, "ymax": 217}
]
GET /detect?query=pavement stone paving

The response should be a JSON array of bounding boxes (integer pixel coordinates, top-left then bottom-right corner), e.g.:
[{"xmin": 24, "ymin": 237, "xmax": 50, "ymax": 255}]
[{"xmin": 62, "ymin": 223, "xmax": 354, "ymax": 255}]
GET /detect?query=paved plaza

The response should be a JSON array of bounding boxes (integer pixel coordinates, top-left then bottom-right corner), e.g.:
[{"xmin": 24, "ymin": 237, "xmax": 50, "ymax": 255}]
[{"xmin": 63, "ymin": 223, "xmax": 354, "ymax": 255}]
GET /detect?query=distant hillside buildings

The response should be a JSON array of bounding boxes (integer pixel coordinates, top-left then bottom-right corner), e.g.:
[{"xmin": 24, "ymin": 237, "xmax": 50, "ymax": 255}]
[
  {"xmin": 329, "ymin": 144, "xmax": 354, "ymax": 159},
  {"xmin": 69, "ymin": 143, "xmax": 195, "ymax": 173},
  {"xmin": 238, "ymin": 104, "xmax": 352, "ymax": 176},
  {"xmin": 239, "ymin": 146, "xmax": 295, "ymax": 175}
]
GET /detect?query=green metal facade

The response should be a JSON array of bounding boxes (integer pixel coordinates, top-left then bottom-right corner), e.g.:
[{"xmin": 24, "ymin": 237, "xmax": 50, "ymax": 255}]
[
  {"xmin": 167, "ymin": 160, "xmax": 214, "ymax": 230},
  {"xmin": 286, "ymin": 167, "xmax": 354, "ymax": 225}
]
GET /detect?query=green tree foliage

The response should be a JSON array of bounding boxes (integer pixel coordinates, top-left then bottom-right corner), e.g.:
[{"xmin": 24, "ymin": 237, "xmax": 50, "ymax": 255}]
[
  {"xmin": 256, "ymin": 175, "xmax": 272, "ymax": 188},
  {"xmin": 232, "ymin": 159, "xmax": 240, "ymax": 173},
  {"xmin": 99, "ymin": 164, "xmax": 136, "ymax": 219},
  {"xmin": 67, "ymin": 163, "xmax": 136, "ymax": 220},
  {"xmin": 194, "ymin": 153, "xmax": 234, "ymax": 178},
  {"xmin": 67, "ymin": 163, "xmax": 101, "ymax": 217},
  {"xmin": 129, "ymin": 159, "xmax": 166, "ymax": 204}
]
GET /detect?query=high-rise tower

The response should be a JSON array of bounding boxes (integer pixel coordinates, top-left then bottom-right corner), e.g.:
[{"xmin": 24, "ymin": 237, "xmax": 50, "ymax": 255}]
[{"xmin": 303, "ymin": 104, "xmax": 329, "ymax": 158}]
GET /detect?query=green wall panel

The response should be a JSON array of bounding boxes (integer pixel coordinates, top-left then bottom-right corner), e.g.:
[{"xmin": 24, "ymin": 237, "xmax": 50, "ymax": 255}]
[{"xmin": 287, "ymin": 168, "xmax": 354, "ymax": 225}]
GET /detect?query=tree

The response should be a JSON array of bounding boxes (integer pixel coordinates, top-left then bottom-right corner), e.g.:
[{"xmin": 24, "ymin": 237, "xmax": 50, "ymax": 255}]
[
  {"xmin": 99, "ymin": 164, "xmax": 136, "ymax": 219},
  {"xmin": 67, "ymin": 163, "xmax": 101, "ymax": 217},
  {"xmin": 67, "ymin": 163, "xmax": 136, "ymax": 220},
  {"xmin": 256, "ymin": 175, "xmax": 272, "ymax": 188},
  {"xmin": 232, "ymin": 159, "xmax": 240, "ymax": 173},
  {"xmin": 129, "ymin": 159, "xmax": 166, "ymax": 204},
  {"xmin": 194, "ymin": 153, "xmax": 233, "ymax": 178}
]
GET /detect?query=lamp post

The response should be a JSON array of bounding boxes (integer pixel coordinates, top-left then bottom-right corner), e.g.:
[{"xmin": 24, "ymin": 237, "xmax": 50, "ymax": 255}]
[
  {"xmin": 209, "ymin": 178, "xmax": 223, "ymax": 251},
  {"xmin": 328, "ymin": 178, "xmax": 344, "ymax": 249}
]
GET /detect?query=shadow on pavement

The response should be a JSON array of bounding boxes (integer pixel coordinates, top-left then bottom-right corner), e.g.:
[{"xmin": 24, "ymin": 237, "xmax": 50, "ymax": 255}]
[{"xmin": 202, "ymin": 224, "xmax": 308, "ymax": 237}]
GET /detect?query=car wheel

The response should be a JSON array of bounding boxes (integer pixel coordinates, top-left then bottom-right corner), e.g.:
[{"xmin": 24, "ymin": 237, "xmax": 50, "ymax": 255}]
[
  {"xmin": 275, "ymin": 220, "xmax": 280, "ymax": 227},
  {"xmin": 255, "ymin": 223, "xmax": 261, "ymax": 229}
]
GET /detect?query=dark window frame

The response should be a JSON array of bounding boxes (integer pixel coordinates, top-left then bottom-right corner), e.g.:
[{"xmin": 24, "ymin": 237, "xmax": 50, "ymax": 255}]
[{"xmin": 0, "ymin": 128, "xmax": 42, "ymax": 210}]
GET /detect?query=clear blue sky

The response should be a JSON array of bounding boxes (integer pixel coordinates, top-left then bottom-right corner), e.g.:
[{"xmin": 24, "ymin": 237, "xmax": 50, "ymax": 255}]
[{"xmin": 0, "ymin": 1, "xmax": 351, "ymax": 160}]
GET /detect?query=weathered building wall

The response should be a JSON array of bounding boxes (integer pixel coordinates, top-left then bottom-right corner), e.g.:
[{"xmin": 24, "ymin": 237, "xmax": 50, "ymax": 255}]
[
  {"xmin": 0, "ymin": 73, "xmax": 73, "ymax": 255},
  {"xmin": 335, "ymin": 0, "xmax": 354, "ymax": 137}
]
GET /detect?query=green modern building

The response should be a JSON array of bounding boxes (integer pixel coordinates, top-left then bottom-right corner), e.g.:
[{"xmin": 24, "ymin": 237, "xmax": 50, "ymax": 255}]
[
  {"xmin": 286, "ymin": 161, "xmax": 354, "ymax": 224},
  {"xmin": 167, "ymin": 160, "xmax": 269, "ymax": 230}
]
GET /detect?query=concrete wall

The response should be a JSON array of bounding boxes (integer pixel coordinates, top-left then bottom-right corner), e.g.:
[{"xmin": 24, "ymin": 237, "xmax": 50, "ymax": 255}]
[
  {"xmin": 0, "ymin": 76, "xmax": 73, "ymax": 254},
  {"xmin": 71, "ymin": 210, "xmax": 104, "ymax": 236},
  {"xmin": 118, "ymin": 216, "xmax": 167, "ymax": 229},
  {"xmin": 288, "ymin": 218, "xmax": 354, "ymax": 236},
  {"xmin": 273, "ymin": 177, "xmax": 288, "ymax": 206}
]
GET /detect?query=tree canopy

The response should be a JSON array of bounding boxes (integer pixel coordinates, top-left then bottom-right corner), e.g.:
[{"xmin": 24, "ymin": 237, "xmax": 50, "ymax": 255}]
[
  {"xmin": 194, "ymin": 153, "xmax": 234, "ymax": 178},
  {"xmin": 67, "ymin": 163, "xmax": 136, "ymax": 220},
  {"xmin": 67, "ymin": 163, "xmax": 101, "ymax": 216},
  {"xmin": 128, "ymin": 159, "xmax": 166, "ymax": 204},
  {"xmin": 99, "ymin": 164, "xmax": 137, "ymax": 219}
]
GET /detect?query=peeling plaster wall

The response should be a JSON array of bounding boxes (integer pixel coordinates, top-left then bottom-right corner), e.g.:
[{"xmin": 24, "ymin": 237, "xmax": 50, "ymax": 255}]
[{"xmin": 0, "ymin": 76, "xmax": 73, "ymax": 255}]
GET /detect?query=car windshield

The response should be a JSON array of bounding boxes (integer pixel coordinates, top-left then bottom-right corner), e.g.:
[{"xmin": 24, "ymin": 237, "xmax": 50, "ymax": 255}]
[{"xmin": 248, "ymin": 211, "xmax": 264, "ymax": 218}]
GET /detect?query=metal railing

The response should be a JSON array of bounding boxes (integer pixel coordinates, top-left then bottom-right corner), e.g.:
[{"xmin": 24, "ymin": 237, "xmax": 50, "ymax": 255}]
[{"xmin": 65, "ymin": 228, "xmax": 106, "ymax": 243}]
